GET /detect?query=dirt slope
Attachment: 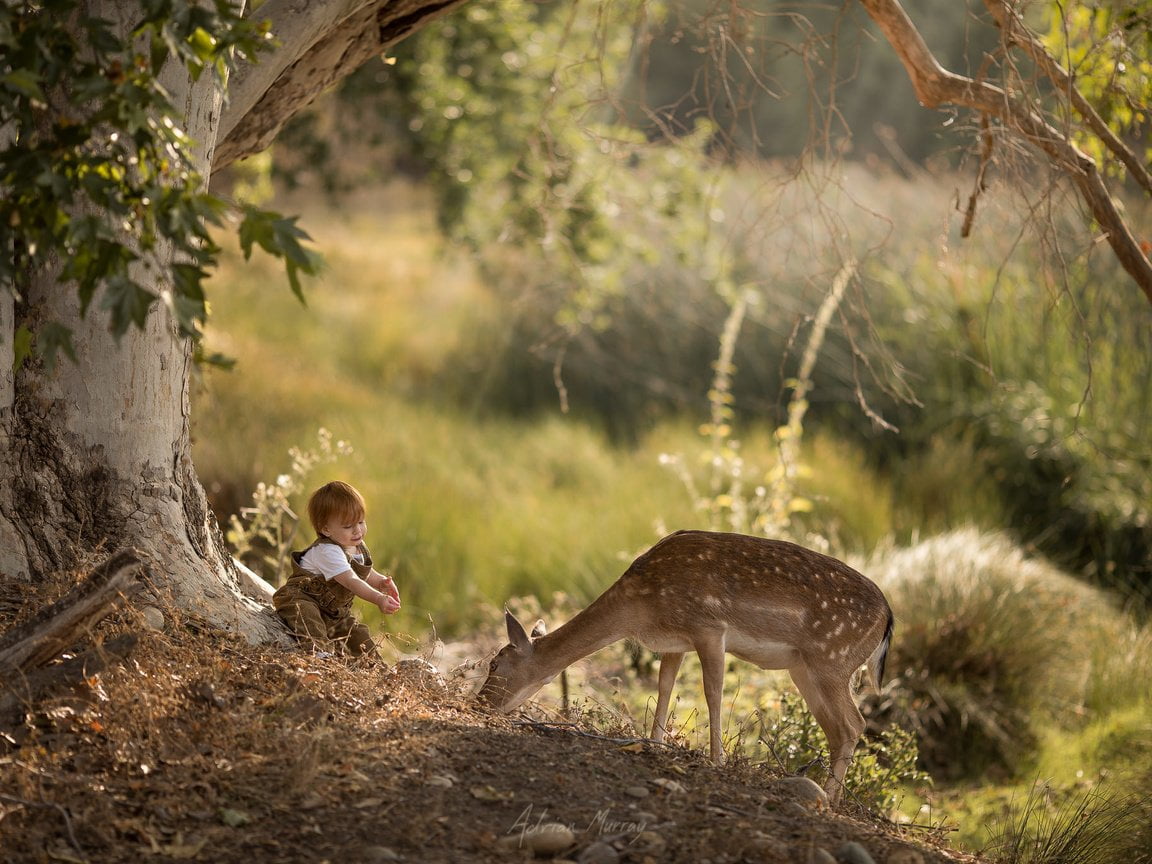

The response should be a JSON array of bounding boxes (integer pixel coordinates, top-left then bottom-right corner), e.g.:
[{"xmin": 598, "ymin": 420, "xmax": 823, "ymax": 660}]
[{"xmin": 0, "ymin": 577, "xmax": 972, "ymax": 864}]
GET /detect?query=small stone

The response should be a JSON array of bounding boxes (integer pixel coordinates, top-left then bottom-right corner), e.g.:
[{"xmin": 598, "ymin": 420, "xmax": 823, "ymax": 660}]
[
  {"xmin": 140, "ymin": 605, "xmax": 165, "ymax": 631},
  {"xmin": 577, "ymin": 841, "xmax": 621, "ymax": 864},
  {"xmin": 837, "ymin": 841, "xmax": 877, "ymax": 864},
  {"xmin": 745, "ymin": 835, "xmax": 789, "ymax": 862},
  {"xmin": 634, "ymin": 831, "xmax": 666, "ymax": 852},
  {"xmin": 810, "ymin": 850, "xmax": 838, "ymax": 864},
  {"xmin": 650, "ymin": 778, "xmax": 686, "ymax": 794},
  {"xmin": 497, "ymin": 823, "xmax": 576, "ymax": 855},
  {"xmin": 885, "ymin": 848, "xmax": 924, "ymax": 864},
  {"xmin": 780, "ymin": 802, "xmax": 812, "ymax": 820},
  {"xmin": 393, "ymin": 658, "xmax": 446, "ymax": 688},
  {"xmin": 362, "ymin": 847, "xmax": 401, "ymax": 862},
  {"xmin": 770, "ymin": 776, "xmax": 829, "ymax": 808},
  {"xmin": 426, "ymin": 775, "xmax": 454, "ymax": 788},
  {"xmin": 625, "ymin": 785, "xmax": 649, "ymax": 799}
]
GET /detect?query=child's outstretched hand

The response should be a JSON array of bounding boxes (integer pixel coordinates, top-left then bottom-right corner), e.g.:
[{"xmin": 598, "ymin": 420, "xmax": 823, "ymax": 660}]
[{"xmin": 376, "ymin": 594, "xmax": 401, "ymax": 615}]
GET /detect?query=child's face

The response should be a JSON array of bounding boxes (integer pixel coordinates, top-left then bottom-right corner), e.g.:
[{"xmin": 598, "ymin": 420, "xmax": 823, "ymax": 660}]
[{"xmin": 321, "ymin": 513, "xmax": 366, "ymax": 548}]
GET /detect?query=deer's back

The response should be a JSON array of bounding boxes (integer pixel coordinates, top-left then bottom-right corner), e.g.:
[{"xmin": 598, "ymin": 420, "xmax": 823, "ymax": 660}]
[{"xmin": 610, "ymin": 531, "xmax": 890, "ymax": 661}]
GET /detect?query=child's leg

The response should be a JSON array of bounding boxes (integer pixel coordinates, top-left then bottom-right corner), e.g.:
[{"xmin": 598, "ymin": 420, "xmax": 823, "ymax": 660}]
[
  {"xmin": 276, "ymin": 599, "xmax": 335, "ymax": 652},
  {"xmin": 330, "ymin": 615, "xmax": 378, "ymax": 659}
]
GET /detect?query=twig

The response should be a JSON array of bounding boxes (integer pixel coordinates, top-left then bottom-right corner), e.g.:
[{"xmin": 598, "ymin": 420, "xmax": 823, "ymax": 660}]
[
  {"xmin": 0, "ymin": 792, "xmax": 86, "ymax": 860},
  {"xmin": 512, "ymin": 719, "xmax": 680, "ymax": 750},
  {"xmin": 961, "ymin": 114, "xmax": 995, "ymax": 239}
]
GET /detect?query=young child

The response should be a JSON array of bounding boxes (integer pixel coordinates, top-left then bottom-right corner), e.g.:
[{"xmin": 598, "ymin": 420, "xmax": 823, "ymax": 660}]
[{"xmin": 273, "ymin": 481, "xmax": 401, "ymax": 657}]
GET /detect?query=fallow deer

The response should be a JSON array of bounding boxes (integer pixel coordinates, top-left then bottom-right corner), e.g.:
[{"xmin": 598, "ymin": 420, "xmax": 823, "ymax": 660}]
[{"xmin": 476, "ymin": 529, "xmax": 894, "ymax": 804}]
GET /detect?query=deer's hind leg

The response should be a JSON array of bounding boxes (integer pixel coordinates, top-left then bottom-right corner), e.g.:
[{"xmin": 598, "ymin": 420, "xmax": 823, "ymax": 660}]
[{"xmin": 787, "ymin": 662, "xmax": 866, "ymax": 805}]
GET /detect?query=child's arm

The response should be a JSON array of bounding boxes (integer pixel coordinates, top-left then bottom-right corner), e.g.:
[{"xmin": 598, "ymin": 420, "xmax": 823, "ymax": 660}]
[{"xmin": 332, "ymin": 569, "xmax": 400, "ymax": 614}]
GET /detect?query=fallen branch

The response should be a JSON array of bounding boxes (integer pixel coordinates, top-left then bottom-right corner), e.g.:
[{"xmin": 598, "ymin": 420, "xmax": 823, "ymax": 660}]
[
  {"xmin": 0, "ymin": 549, "xmax": 144, "ymax": 676},
  {"xmin": 512, "ymin": 719, "xmax": 680, "ymax": 750}
]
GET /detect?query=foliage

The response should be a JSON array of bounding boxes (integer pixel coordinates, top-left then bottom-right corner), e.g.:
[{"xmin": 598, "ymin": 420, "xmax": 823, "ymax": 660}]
[
  {"xmin": 759, "ymin": 691, "xmax": 929, "ymax": 814},
  {"xmin": 226, "ymin": 428, "xmax": 354, "ymax": 584},
  {"xmin": 1040, "ymin": 0, "xmax": 1152, "ymax": 176},
  {"xmin": 984, "ymin": 782, "xmax": 1152, "ymax": 864},
  {"xmin": 659, "ymin": 260, "xmax": 857, "ymax": 545},
  {"xmin": 864, "ymin": 529, "xmax": 1150, "ymax": 781},
  {"xmin": 0, "ymin": 0, "xmax": 316, "ymax": 368}
]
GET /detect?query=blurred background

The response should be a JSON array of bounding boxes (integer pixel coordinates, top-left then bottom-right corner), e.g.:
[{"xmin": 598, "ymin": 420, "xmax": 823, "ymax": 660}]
[{"xmin": 195, "ymin": 0, "xmax": 1151, "ymax": 856}]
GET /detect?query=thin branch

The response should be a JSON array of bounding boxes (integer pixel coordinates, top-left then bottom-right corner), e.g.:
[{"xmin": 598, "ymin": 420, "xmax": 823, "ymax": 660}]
[
  {"xmin": 857, "ymin": 0, "xmax": 1152, "ymax": 305},
  {"xmin": 0, "ymin": 793, "xmax": 85, "ymax": 859},
  {"xmin": 512, "ymin": 719, "xmax": 680, "ymax": 749},
  {"xmin": 982, "ymin": 0, "xmax": 1152, "ymax": 197}
]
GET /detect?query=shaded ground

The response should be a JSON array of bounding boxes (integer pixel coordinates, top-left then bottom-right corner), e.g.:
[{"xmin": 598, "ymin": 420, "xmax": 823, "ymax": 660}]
[{"xmin": 0, "ymin": 573, "xmax": 974, "ymax": 864}]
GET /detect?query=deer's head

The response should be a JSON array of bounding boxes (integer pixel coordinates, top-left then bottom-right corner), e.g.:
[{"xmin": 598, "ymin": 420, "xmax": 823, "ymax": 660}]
[{"xmin": 476, "ymin": 611, "xmax": 551, "ymax": 711}]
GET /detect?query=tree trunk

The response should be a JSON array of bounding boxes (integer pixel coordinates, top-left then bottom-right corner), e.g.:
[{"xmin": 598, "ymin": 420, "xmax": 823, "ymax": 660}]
[{"xmin": 0, "ymin": 2, "xmax": 285, "ymax": 644}]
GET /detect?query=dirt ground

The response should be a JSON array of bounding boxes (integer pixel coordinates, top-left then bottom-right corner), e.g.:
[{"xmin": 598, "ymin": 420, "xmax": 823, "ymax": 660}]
[{"xmin": 0, "ymin": 574, "xmax": 976, "ymax": 864}]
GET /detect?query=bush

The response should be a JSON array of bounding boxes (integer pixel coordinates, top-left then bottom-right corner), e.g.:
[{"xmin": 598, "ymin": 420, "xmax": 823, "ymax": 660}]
[
  {"xmin": 861, "ymin": 529, "xmax": 1148, "ymax": 781},
  {"xmin": 758, "ymin": 691, "xmax": 929, "ymax": 814}
]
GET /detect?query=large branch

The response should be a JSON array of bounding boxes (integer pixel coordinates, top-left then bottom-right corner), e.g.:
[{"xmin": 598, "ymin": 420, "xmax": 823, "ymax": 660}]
[
  {"xmin": 857, "ymin": 0, "xmax": 1152, "ymax": 305},
  {"xmin": 215, "ymin": 0, "xmax": 468, "ymax": 171}
]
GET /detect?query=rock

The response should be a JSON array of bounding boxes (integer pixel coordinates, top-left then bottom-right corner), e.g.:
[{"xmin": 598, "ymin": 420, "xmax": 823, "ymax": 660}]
[
  {"xmin": 770, "ymin": 776, "xmax": 828, "ymax": 808},
  {"xmin": 361, "ymin": 847, "xmax": 401, "ymax": 862},
  {"xmin": 577, "ymin": 841, "xmax": 621, "ymax": 864},
  {"xmin": 837, "ymin": 841, "xmax": 877, "ymax": 864},
  {"xmin": 634, "ymin": 831, "xmax": 666, "ymax": 853},
  {"xmin": 139, "ymin": 605, "xmax": 165, "ymax": 631},
  {"xmin": 624, "ymin": 785, "xmax": 649, "ymax": 799},
  {"xmin": 497, "ymin": 823, "xmax": 576, "ymax": 855},
  {"xmin": 885, "ymin": 848, "xmax": 924, "ymax": 864},
  {"xmin": 780, "ymin": 802, "xmax": 812, "ymax": 820},
  {"xmin": 393, "ymin": 658, "xmax": 446, "ymax": 688},
  {"xmin": 426, "ymin": 775, "xmax": 454, "ymax": 788},
  {"xmin": 745, "ymin": 835, "xmax": 790, "ymax": 862},
  {"xmin": 810, "ymin": 850, "xmax": 837, "ymax": 864},
  {"xmin": 650, "ymin": 778, "xmax": 686, "ymax": 794}
]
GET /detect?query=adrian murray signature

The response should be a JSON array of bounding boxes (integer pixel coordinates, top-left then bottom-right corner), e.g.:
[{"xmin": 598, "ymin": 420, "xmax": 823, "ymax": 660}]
[{"xmin": 506, "ymin": 803, "xmax": 649, "ymax": 847}]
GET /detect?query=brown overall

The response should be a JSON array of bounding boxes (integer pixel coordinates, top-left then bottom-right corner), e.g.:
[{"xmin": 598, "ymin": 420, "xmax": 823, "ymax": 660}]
[{"xmin": 272, "ymin": 538, "xmax": 377, "ymax": 657}]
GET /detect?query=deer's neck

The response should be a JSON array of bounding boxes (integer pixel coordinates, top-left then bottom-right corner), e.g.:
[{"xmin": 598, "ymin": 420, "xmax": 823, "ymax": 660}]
[{"xmin": 534, "ymin": 592, "xmax": 629, "ymax": 673}]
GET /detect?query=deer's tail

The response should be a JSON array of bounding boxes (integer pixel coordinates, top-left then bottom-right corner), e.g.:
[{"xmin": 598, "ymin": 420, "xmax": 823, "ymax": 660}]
[{"xmin": 864, "ymin": 606, "xmax": 894, "ymax": 694}]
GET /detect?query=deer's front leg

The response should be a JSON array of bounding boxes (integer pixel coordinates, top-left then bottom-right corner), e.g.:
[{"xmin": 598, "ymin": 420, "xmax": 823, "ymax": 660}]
[
  {"xmin": 695, "ymin": 637, "xmax": 727, "ymax": 762},
  {"xmin": 651, "ymin": 652, "xmax": 685, "ymax": 743}
]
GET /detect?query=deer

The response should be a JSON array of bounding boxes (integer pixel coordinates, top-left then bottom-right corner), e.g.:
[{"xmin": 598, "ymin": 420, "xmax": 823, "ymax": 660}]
[{"xmin": 476, "ymin": 530, "xmax": 894, "ymax": 804}]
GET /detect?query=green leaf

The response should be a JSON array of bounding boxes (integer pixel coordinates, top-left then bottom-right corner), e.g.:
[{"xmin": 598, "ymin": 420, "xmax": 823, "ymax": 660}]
[
  {"xmin": 38, "ymin": 322, "xmax": 77, "ymax": 372},
  {"xmin": 1, "ymin": 69, "xmax": 46, "ymax": 102},
  {"xmin": 11, "ymin": 324, "xmax": 34, "ymax": 372},
  {"xmin": 101, "ymin": 275, "xmax": 157, "ymax": 337}
]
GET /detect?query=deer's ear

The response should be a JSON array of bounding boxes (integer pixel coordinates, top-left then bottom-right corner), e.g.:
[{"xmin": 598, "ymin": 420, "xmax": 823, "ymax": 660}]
[
  {"xmin": 530, "ymin": 619, "xmax": 548, "ymax": 639},
  {"xmin": 505, "ymin": 609, "xmax": 533, "ymax": 651}
]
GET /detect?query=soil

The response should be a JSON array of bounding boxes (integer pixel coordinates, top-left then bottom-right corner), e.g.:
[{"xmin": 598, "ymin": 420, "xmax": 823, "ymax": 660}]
[{"xmin": 0, "ymin": 572, "xmax": 977, "ymax": 864}]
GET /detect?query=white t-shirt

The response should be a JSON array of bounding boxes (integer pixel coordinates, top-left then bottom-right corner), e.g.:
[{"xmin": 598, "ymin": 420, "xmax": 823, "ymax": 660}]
[{"xmin": 299, "ymin": 543, "xmax": 364, "ymax": 581}]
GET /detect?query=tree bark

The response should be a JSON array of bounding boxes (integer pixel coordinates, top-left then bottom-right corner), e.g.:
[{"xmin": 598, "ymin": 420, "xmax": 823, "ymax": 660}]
[
  {"xmin": 857, "ymin": 0, "xmax": 1152, "ymax": 305},
  {"xmin": 214, "ymin": 0, "xmax": 468, "ymax": 170}
]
